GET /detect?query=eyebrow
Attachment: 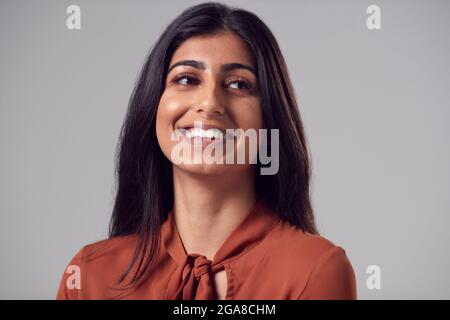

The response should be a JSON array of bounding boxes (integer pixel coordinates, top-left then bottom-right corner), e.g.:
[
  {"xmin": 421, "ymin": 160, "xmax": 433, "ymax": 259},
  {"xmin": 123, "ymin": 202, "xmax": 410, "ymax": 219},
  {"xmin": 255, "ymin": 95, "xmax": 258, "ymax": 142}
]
[{"xmin": 167, "ymin": 60, "xmax": 256, "ymax": 76}]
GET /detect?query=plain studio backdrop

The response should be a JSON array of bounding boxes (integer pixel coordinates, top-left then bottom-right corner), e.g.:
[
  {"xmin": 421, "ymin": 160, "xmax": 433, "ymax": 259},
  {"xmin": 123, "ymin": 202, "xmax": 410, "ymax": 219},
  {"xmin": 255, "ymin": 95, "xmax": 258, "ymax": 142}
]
[{"xmin": 1, "ymin": 0, "xmax": 449, "ymax": 299}]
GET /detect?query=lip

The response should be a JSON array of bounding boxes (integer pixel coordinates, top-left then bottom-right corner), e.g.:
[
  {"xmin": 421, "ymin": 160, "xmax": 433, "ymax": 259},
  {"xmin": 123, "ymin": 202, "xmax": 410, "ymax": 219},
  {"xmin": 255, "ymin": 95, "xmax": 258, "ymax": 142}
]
[{"xmin": 174, "ymin": 122, "xmax": 236, "ymax": 149}]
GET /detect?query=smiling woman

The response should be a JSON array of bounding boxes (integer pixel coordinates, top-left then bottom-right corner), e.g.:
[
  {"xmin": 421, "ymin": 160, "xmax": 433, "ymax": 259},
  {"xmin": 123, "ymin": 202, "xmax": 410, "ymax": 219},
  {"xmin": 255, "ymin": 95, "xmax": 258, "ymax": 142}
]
[
  {"xmin": 56, "ymin": 2, "xmax": 357, "ymax": 300},
  {"xmin": 156, "ymin": 31, "xmax": 263, "ymax": 177}
]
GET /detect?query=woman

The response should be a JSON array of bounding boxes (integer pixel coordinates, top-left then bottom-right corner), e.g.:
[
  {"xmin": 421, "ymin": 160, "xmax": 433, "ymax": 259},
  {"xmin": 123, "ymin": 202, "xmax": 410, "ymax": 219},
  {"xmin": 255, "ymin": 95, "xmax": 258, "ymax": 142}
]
[{"xmin": 57, "ymin": 2, "xmax": 357, "ymax": 300}]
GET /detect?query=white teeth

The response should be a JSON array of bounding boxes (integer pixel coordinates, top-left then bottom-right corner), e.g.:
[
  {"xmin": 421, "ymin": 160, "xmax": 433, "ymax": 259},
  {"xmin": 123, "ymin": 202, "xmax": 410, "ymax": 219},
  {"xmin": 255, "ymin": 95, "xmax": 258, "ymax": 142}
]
[{"xmin": 184, "ymin": 128, "xmax": 224, "ymax": 139}]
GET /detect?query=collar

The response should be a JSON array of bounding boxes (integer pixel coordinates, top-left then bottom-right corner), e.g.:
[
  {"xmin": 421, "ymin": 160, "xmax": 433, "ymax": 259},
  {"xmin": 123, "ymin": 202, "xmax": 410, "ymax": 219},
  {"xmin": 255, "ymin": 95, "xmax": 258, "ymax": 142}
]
[{"xmin": 162, "ymin": 199, "xmax": 280, "ymax": 299}]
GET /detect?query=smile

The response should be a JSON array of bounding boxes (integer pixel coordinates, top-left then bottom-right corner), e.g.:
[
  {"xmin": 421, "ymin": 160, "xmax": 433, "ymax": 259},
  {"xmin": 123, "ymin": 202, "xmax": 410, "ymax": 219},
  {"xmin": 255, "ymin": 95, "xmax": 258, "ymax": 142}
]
[
  {"xmin": 177, "ymin": 127, "xmax": 236, "ymax": 142},
  {"xmin": 182, "ymin": 127, "xmax": 223, "ymax": 140}
]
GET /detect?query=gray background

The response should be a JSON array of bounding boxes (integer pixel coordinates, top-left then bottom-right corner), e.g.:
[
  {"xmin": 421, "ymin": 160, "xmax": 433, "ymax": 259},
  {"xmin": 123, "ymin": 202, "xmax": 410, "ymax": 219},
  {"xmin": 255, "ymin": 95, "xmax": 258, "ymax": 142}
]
[{"xmin": 1, "ymin": 0, "xmax": 449, "ymax": 299}]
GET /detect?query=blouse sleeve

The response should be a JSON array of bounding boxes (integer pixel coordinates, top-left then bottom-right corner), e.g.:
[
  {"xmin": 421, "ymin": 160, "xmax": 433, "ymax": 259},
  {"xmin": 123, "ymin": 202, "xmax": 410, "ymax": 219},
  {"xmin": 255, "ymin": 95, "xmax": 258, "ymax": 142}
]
[
  {"xmin": 56, "ymin": 246, "xmax": 85, "ymax": 300},
  {"xmin": 298, "ymin": 246, "xmax": 357, "ymax": 300}
]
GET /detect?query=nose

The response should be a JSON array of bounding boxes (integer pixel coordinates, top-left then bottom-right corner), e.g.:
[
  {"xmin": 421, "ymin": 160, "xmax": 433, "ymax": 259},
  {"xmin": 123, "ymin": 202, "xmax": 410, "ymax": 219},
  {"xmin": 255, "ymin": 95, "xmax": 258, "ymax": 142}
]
[{"xmin": 194, "ymin": 80, "xmax": 225, "ymax": 116}]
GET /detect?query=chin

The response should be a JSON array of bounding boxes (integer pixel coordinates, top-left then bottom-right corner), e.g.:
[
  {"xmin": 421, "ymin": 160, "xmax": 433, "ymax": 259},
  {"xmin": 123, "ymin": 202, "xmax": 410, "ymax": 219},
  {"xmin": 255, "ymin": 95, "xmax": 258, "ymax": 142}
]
[
  {"xmin": 174, "ymin": 163, "xmax": 249, "ymax": 178},
  {"xmin": 175, "ymin": 163, "xmax": 231, "ymax": 177}
]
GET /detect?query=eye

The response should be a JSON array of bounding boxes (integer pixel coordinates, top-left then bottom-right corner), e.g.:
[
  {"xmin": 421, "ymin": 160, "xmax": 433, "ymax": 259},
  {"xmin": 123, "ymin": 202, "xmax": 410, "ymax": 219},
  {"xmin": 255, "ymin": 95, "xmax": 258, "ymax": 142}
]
[
  {"xmin": 172, "ymin": 74, "xmax": 200, "ymax": 86},
  {"xmin": 225, "ymin": 77, "xmax": 252, "ymax": 91}
]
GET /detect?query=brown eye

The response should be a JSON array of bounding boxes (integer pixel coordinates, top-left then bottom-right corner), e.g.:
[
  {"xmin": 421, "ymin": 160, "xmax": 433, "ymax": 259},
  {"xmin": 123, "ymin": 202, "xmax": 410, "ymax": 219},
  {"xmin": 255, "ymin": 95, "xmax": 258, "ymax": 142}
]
[
  {"xmin": 225, "ymin": 77, "xmax": 252, "ymax": 91},
  {"xmin": 173, "ymin": 74, "xmax": 200, "ymax": 86},
  {"xmin": 228, "ymin": 80, "xmax": 251, "ymax": 90}
]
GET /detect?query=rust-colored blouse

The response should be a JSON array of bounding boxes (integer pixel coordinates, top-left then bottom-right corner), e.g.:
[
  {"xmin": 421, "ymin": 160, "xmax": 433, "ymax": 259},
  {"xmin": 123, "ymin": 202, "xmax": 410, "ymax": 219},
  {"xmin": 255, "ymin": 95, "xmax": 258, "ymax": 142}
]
[{"xmin": 56, "ymin": 200, "xmax": 357, "ymax": 299}]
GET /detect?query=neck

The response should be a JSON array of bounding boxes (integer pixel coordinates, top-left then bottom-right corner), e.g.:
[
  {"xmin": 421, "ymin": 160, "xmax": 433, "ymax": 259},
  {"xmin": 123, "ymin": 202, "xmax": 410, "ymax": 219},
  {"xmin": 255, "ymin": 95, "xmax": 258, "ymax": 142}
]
[{"xmin": 172, "ymin": 167, "xmax": 257, "ymax": 261}]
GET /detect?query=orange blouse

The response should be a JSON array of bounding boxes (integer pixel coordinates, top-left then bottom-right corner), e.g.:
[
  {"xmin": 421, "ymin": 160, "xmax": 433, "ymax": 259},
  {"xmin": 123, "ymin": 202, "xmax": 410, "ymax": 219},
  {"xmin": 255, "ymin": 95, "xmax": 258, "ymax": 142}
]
[{"xmin": 56, "ymin": 200, "xmax": 357, "ymax": 300}]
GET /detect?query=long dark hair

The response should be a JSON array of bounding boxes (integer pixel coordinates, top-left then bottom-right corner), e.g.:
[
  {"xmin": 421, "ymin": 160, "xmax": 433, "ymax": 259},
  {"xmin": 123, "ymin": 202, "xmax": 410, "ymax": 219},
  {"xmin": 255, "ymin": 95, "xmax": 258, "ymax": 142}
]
[{"xmin": 108, "ymin": 1, "xmax": 318, "ymax": 293}]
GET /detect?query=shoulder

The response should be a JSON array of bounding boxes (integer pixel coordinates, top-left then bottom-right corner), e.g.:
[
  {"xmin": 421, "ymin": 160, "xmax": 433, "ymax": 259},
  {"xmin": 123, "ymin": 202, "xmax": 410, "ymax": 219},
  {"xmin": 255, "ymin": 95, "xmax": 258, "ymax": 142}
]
[
  {"xmin": 72, "ymin": 234, "xmax": 139, "ymax": 264},
  {"xmin": 56, "ymin": 235, "xmax": 140, "ymax": 299},
  {"xmin": 265, "ymin": 219, "xmax": 357, "ymax": 299},
  {"xmin": 268, "ymin": 219, "xmax": 345, "ymax": 263}
]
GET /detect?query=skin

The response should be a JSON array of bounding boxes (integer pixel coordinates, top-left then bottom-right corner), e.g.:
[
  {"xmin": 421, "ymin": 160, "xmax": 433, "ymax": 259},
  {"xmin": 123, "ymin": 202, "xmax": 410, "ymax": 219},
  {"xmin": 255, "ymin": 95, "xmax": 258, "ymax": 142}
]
[{"xmin": 155, "ymin": 31, "xmax": 263, "ymax": 299}]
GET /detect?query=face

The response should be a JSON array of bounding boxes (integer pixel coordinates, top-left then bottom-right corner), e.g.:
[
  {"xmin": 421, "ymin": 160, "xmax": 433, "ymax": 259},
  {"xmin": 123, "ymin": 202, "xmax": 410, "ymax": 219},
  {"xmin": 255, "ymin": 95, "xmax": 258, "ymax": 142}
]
[{"xmin": 156, "ymin": 31, "xmax": 263, "ymax": 177}]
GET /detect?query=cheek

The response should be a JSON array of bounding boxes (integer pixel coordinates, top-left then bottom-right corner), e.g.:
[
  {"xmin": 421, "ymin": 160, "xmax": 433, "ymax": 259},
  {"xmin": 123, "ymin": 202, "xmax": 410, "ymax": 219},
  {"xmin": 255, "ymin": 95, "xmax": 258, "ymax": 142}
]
[
  {"xmin": 229, "ymin": 100, "xmax": 264, "ymax": 165},
  {"xmin": 156, "ymin": 92, "xmax": 186, "ymax": 155},
  {"xmin": 232, "ymin": 100, "xmax": 263, "ymax": 130},
  {"xmin": 157, "ymin": 91, "xmax": 189, "ymax": 128}
]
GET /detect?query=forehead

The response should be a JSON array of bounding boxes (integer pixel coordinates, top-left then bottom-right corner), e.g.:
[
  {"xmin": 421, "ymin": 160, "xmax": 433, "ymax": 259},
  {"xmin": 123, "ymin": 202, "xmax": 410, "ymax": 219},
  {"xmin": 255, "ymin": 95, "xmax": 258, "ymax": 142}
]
[{"xmin": 170, "ymin": 32, "xmax": 254, "ymax": 67}]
